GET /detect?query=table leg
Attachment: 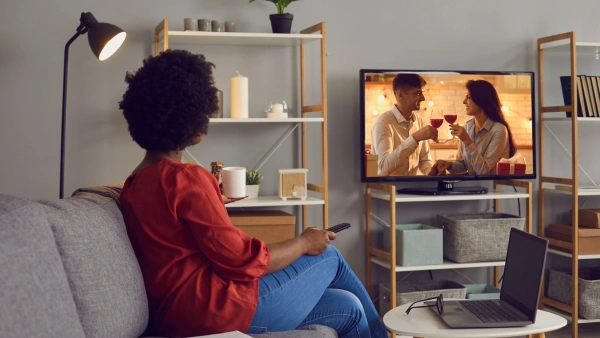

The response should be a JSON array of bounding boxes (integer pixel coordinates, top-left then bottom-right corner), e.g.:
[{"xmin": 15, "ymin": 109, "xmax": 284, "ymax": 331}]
[{"xmin": 533, "ymin": 333, "xmax": 545, "ymax": 338}]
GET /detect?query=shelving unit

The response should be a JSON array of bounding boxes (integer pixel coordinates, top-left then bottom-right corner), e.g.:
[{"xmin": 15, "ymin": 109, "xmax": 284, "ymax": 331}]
[
  {"xmin": 154, "ymin": 19, "xmax": 329, "ymax": 232},
  {"xmin": 365, "ymin": 180, "xmax": 532, "ymax": 330},
  {"xmin": 538, "ymin": 31, "xmax": 600, "ymax": 338}
]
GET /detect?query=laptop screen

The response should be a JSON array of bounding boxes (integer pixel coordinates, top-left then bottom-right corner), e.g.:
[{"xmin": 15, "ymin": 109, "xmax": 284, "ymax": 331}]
[{"xmin": 500, "ymin": 228, "xmax": 548, "ymax": 322}]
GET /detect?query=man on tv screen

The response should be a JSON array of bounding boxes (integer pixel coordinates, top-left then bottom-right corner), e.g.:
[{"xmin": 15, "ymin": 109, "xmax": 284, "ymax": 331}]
[{"xmin": 370, "ymin": 74, "xmax": 438, "ymax": 176}]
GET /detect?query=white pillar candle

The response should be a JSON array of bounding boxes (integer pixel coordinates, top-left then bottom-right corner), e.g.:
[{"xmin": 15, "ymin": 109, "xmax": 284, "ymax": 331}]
[
  {"xmin": 222, "ymin": 167, "xmax": 246, "ymax": 198},
  {"xmin": 271, "ymin": 103, "xmax": 284, "ymax": 114},
  {"xmin": 230, "ymin": 72, "xmax": 248, "ymax": 118}
]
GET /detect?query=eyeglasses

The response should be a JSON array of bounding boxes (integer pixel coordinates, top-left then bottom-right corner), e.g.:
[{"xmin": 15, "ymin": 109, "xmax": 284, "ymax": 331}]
[{"xmin": 405, "ymin": 294, "xmax": 444, "ymax": 315}]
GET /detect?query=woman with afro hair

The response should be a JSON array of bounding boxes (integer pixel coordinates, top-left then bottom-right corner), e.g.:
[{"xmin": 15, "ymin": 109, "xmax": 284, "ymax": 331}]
[{"xmin": 118, "ymin": 49, "xmax": 387, "ymax": 338}]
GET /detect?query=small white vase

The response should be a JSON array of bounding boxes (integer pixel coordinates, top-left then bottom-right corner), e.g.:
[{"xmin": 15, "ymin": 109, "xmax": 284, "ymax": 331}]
[{"xmin": 246, "ymin": 185, "xmax": 260, "ymax": 199}]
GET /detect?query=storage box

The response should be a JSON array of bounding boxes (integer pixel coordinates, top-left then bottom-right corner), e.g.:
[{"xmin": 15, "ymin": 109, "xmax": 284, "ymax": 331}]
[
  {"xmin": 378, "ymin": 280, "xmax": 466, "ymax": 315},
  {"xmin": 546, "ymin": 224, "xmax": 600, "ymax": 255},
  {"xmin": 496, "ymin": 162, "xmax": 526, "ymax": 175},
  {"xmin": 380, "ymin": 223, "xmax": 443, "ymax": 267},
  {"xmin": 465, "ymin": 284, "xmax": 501, "ymax": 300},
  {"xmin": 571, "ymin": 209, "xmax": 600, "ymax": 229},
  {"xmin": 547, "ymin": 268, "xmax": 600, "ymax": 319},
  {"xmin": 436, "ymin": 213, "xmax": 525, "ymax": 263},
  {"xmin": 278, "ymin": 169, "xmax": 308, "ymax": 200},
  {"xmin": 228, "ymin": 210, "xmax": 296, "ymax": 244}
]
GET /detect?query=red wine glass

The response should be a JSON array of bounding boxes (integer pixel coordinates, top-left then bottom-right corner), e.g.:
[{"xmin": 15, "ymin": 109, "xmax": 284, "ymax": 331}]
[
  {"xmin": 444, "ymin": 105, "xmax": 457, "ymax": 140},
  {"xmin": 430, "ymin": 108, "xmax": 444, "ymax": 143}
]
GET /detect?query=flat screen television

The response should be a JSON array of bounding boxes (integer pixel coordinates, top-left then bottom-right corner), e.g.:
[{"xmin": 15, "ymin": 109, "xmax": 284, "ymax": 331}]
[{"xmin": 360, "ymin": 69, "xmax": 536, "ymax": 195}]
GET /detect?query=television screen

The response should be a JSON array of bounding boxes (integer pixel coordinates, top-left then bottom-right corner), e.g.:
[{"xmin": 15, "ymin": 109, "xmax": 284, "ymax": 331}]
[{"xmin": 360, "ymin": 70, "xmax": 536, "ymax": 184}]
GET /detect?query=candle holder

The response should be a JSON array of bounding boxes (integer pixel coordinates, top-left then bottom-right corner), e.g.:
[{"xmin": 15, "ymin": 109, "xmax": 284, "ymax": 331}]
[{"xmin": 265, "ymin": 98, "xmax": 288, "ymax": 118}]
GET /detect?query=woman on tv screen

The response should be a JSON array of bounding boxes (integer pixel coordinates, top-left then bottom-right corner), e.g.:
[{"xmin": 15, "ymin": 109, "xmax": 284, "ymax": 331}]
[{"xmin": 430, "ymin": 80, "xmax": 517, "ymax": 176}]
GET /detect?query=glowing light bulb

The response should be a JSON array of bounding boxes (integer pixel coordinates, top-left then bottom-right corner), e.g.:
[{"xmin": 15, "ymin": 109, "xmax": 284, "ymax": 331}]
[
  {"xmin": 440, "ymin": 81, "xmax": 445, "ymax": 84},
  {"xmin": 379, "ymin": 95, "xmax": 385, "ymax": 101},
  {"xmin": 501, "ymin": 105, "xmax": 508, "ymax": 112},
  {"xmin": 428, "ymin": 101, "xmax": 434, "ymax": 107},
  {"xmin": 372, "ymin": 110, "xmax": 378, "ymax": 116}
]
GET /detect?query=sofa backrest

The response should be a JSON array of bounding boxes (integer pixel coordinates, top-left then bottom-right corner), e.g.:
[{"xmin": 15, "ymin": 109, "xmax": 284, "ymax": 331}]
[
  {"xmin": 38, "ymin": 191, "xmax": 149, "ymax": 338},
  {"xmin": 0, "ymin": 194, "xmax": 86, "ymax": 338}
]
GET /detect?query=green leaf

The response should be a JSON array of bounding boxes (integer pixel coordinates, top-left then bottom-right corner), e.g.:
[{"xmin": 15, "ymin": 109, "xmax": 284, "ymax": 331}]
[
  {"xmin": 246, "ymin": 170, "xmax": 264, "ymax": 185},
  {"xmin": 249, "ymin": 0, "xmax": 299, "ymax": 14}
]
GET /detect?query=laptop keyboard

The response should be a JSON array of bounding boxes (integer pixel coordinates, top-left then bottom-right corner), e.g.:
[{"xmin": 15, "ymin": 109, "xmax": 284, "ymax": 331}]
[{"xmin": 458, "ymin": 300, "xmax": 526, "ymax": 323}]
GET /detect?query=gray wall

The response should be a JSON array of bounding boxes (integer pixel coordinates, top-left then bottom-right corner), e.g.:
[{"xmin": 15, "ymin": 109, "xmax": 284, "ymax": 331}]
[{"xmin": 2, "ymin": 0, "xmax": 600, "ymax": 292}]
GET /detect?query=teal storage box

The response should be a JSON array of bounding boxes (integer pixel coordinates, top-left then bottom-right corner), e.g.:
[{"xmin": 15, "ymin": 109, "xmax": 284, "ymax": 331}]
[
  {"xmin": 465, "ymin": 284, "xmax": 500, "ymax": 300},
  {"xmin": 381, "ymin": 223, "xmax": 443, "ymax": 266}
]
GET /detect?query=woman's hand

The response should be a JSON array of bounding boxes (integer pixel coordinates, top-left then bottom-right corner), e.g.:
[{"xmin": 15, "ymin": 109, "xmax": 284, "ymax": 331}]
[
  {"xmin": 223, "ymin": 195, "xmax": 247, "ymax": 204},
  {"xmin": 299, "ymin": 227, "xmax": 336, "ymax": 255},
  {"xmin": 434, "ymin": 160, "xmax": 452, "ymax": 175},
  {"xmin": 449, "ymin": 124, "xmax": 473, "ymax": 147}
]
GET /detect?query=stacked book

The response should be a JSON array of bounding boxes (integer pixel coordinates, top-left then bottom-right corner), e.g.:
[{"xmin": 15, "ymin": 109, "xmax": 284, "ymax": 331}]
[{"xmin": 560, "ymin": 75, "xmax": 600, "ymax": 117}]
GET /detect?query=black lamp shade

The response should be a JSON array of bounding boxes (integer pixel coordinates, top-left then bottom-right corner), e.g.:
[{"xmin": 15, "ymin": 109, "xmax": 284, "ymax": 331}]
[{"xmin": 87, "ymin": 22, "xmax": 126, "ymax": 61}]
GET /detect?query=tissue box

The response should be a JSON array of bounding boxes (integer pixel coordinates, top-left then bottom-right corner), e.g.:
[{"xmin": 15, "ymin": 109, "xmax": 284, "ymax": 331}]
[{"xmin": 496, "ymin": 162, "xmax": 526, "ymax": 175}]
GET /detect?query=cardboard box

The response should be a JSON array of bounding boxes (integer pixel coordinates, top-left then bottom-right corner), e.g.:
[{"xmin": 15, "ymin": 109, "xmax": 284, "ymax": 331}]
[
  {"xmin": 495, "ymin": 162, "xmax": 526, "ymax": 175},
  {"xmin": 571, "ymin": 209, "xmax": 600, "ymax": 228},
  {"xmin": 228, "ymin": 210, "xmax": 296, "ymax": 244},
  {"xmin": 546, "ymin": 224, "xmax": 600, "ymax": 255}
]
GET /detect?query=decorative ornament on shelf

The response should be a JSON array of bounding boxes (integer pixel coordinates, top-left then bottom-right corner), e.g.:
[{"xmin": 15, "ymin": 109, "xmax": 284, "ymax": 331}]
[
  {"xmin": 245, "ymin": 170, "xmax": 264, "ymax": 199},
  {"xmin": 231, "ymin": 72, "xmax": 249, "ymax": 118},
  {"xmin": 278, "ymin": 168, "xmax": 307, "ymax": 200},
  {"xmin": 248, "ymin": 0, "xmax": 298, "ymax": 34},
  {"xmin": 265, "ymin": 98, "xmax": 289, "ymax": 118}
]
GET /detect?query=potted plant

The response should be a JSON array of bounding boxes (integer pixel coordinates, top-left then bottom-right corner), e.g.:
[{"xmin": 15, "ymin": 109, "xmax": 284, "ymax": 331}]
[
  {"xmin": 249, "ymin": 0, "xmax": 298, "ymax": 34},
  {"xmin": 245, "ymin": 170, "xmax": 264, "ymax": 199}
]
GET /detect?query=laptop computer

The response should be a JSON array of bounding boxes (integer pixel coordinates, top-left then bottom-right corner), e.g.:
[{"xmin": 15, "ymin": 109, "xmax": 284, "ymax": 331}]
[{"xmin": 427, "ymin": 228, "xmax": 549, "ymax": 328}]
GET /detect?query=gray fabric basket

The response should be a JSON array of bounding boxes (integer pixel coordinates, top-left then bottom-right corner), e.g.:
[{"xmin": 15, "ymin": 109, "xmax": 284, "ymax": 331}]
[
  {"xmin": 436, "ymin": 213, "xmax": 525, "ymax": 263},
  {"xmin": 378, "ymin": 280, "xmax": 466, "ymax": 315},
  {"xmin": 547, "ymin": 268, "xmax": 600, "ymax": 319}
]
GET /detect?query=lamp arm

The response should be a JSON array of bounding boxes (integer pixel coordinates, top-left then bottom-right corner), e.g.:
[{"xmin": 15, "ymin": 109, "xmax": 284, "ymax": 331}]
[{"xmin": 59, "ymin": 30, "xmax": 83, "ymax": 199}]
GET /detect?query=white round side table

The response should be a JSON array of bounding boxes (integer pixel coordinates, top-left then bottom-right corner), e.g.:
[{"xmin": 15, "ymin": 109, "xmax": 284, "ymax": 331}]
[{"xmin": 383, "ymin": 300, "xmax": 567, "ymax": 338}]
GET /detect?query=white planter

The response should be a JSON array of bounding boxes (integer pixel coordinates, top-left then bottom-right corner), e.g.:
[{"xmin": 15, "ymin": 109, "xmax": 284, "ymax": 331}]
[{"xmin": 246, "ymin": 185, "xmax": 260, "ymax": 199}]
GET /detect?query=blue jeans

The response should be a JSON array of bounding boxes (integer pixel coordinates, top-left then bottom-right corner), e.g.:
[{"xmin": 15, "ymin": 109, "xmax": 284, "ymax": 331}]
[{"xmin": 248, "ymin": 246, "xmax": 388, "ymax": 338}]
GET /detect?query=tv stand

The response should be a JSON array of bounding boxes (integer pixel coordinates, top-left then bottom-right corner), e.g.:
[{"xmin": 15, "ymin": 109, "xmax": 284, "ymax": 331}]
[{"xmin": 397, "ymin": 181, "xmax": 487, "ymax": 195}]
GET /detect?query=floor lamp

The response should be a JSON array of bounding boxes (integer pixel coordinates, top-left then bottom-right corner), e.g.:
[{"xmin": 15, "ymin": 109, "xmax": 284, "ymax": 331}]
[{"xmin": 60, "ymin": 12, "xmax": 126, "ymax": 198}]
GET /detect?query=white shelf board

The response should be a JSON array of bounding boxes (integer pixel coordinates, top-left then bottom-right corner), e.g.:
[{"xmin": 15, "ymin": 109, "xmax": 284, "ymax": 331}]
[
  {"xmin": 544, "ymin": 187, "xmax": 600, "ymax": 196},
  {"xmin": 544, "ymin": 117, "xmax": 600, "ymax": 122},
  {"xmin": 210, "ymin": 117, "xmax": 323, "ymax": 123},
  {"xmin": 544, "ymin": 306, "xmax": 600, "ymax": 324},
  {"xmin": 371, "ymin": 256, "xmax": 505, "ymax": 272},
  {"xmin": 162, "ymin": 31, "xmax": 322, "ymax": 46},
  {"xmin": 548, "ymin": 248, "xmax": 600, "ymax": 260},
  {"xmin": 370, "ymin": 190, "xmax": 528, "ymax": 203},
  {"xmin": 225, "ymin": 195, "xmax": 324, "ymax": 208},
  {"xmin": 542, "ymin": 40, "xmax": 600, "ymax": 53}
]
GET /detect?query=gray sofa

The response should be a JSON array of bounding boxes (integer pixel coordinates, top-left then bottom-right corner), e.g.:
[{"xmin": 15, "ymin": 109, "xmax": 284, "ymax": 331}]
[{"xmin": 0, "ymin": 187, "xmax": 336, "ymax": 338}]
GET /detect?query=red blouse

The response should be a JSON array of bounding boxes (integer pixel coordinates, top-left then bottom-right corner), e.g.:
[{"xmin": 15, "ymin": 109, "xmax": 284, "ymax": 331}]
[{"xmin": 119, "ymin": 160, "xmax": 270, "ymax": 337}]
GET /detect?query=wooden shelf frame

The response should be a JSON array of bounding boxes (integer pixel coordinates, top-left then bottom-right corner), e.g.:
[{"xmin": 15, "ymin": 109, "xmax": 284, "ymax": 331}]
[
  {"xmin": 365, "ymin": 179, "xmax": 532, "ymax": 337},
  {"xmin": 154, "ymin": 19, "xmax": 329, "ymax": 231},
  {"xmin": 537, "ymin": 31, "xmax": 600, "ymax": 338}
]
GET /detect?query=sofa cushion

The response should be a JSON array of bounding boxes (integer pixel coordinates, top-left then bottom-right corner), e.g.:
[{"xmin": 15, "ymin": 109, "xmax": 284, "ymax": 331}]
[
  {"xmin": 38, "ymin": 192, "xmax": 148, "ymax": 338},
  {"xmin": 0, "ymin": 194, "xmax": 85, "ymax": 338},
  {"xmin": 249, "ymin": 325, "xmax": 338, "ymax": 338}
]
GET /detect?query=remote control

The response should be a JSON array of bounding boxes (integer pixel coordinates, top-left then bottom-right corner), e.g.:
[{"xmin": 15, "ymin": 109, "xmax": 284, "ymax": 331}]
[{"xmin": 328, "ymin": 223, "xmax": 351, "ymax": 233}]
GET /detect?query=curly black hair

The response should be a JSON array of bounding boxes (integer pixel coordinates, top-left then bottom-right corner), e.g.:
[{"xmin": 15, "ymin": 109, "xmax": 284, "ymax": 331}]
[{"xmin": 119, "ymin": 49, "xmax": 218, "ymax": 151}]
